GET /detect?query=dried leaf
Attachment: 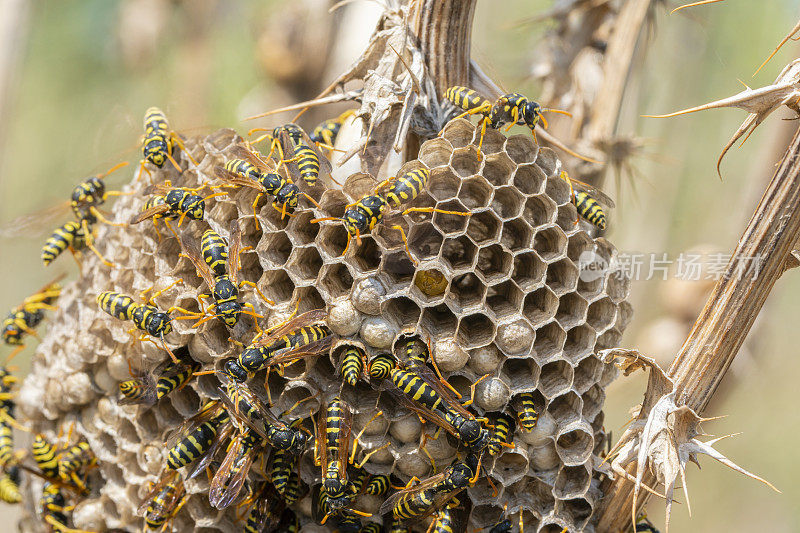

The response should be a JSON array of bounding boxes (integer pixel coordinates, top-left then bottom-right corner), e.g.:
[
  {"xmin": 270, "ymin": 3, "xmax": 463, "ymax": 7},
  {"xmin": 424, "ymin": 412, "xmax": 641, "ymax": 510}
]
[
  {"xmin": 603, "ymin": 348, "xmax": 779, "ymax": 532},
  {"xmin": 644, "ymin": 59, "xmax": 800, "ymax": 177}
]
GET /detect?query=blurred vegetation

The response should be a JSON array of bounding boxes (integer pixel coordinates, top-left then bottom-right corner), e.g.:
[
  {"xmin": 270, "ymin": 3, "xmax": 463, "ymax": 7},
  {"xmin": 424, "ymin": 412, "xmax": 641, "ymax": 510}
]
[{"xmin": 1, "ymin": 1, "xmax": 799, "ymax": 530}]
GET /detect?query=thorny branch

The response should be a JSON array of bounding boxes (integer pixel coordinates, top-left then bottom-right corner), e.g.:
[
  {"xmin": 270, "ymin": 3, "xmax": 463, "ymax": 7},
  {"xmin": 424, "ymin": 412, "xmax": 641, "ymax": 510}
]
[{"xmin": 596, "ymin": 118, "xmax": 800, "ymax": 532}]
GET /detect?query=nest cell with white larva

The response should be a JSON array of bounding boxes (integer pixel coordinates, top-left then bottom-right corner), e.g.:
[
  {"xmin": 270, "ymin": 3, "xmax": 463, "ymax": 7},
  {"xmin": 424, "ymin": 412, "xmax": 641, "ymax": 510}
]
[{"xmin": 16, "ymin": 118, "xmax": 630, "ymax": 532}]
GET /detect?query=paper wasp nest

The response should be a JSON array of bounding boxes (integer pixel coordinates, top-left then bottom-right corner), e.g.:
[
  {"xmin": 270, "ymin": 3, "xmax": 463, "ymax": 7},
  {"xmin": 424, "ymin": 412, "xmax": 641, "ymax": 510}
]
[{"xmin": 16, "ymin": 118, "xmax": 630, "ymax": 532}]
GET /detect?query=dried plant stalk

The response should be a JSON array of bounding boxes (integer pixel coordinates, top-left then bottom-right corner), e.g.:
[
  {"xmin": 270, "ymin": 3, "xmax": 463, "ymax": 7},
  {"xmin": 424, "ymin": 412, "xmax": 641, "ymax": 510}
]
[{"xmin": 596, "ymin": 123, "xmax": 800, "ymax": 531}]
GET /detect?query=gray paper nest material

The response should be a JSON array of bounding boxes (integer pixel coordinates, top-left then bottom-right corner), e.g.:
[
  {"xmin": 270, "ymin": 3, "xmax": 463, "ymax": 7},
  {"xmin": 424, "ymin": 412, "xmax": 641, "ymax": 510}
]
[{"xmin": 18, "ymin": 118, "xmax": 631, "ymax": 532}]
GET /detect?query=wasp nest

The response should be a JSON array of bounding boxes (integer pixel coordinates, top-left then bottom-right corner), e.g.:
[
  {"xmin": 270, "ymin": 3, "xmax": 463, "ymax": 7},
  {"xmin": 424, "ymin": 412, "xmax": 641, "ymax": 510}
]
[{"xmin": 16, "ymin": 117, "xmax": 630, "ymax": 532}]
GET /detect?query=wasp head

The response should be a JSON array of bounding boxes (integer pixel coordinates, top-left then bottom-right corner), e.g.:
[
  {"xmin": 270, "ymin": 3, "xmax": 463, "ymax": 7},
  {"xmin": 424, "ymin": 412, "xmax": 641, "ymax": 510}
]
[
  {"xmin": 522, "ymin": 101, "xmax": 543, "ymax": 128},
  {"xmin": 274, "ymin": 183, "xmax": 300, "ymax": 211},
  {"xmin": 146, "ymin": 311, "xmax": 172, "ymax": 337},
  {"xmin": 215, "ymin": 300, "xmax": 241, "ymax": 327},
  {"xmin": 222, "ymin": 358, "xmax": 248, "ymax": 383},
  {"xmin": 185, "ymin": 195, "xmax": 206, "ymax": 220}
]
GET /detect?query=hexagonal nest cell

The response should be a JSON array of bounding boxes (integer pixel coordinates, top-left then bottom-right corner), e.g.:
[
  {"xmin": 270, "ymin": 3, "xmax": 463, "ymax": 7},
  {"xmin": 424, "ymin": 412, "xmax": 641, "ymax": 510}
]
[{"xmin": 17, "ymin": 118, "xmax": 630, "ymax": 533}]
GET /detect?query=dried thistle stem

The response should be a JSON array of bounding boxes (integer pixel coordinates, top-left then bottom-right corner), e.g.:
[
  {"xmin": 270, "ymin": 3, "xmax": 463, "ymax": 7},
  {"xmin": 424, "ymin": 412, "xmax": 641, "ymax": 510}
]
[
  {"xmin": 411, "ymin": 0, "xmax": 476, "ymax": 94},
  {"xmin": 596, "ymin": 123, "xmax": 800, "ymax": 531}
]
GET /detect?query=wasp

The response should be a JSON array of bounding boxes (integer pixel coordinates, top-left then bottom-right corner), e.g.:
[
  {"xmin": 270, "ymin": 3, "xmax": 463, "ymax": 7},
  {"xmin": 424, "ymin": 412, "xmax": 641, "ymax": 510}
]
[
  {"xmin": 239, "ymin": 481, "xmax": 285, "ymax": 533},
  {"xmin": 139, "ymin": 469, "xmax": 187, "ymax": 531},
  {"xmin": 2, "ymin": 276, "xmax": 63, "ymax": 349},
  {"xmin": 487, "ymin": 412, "xmax": 516, "ymax": 456},
  {"xmin": 32, "ymin": 429, "xmax": 94, "ymax": 495},
  {"xmin": 313, "ymin": 397, "xmax": 386, "ymax": 523},
  {"xmin": 209, "ymin": 429, "xmax": 266, "ymax": 509},
  {"xmin": 488, "ymin": 93, "xmax": 570, "ymax": 140},
  {"xmin": 558, "ymin": 171, "xmax": 615, "ymax": 230},
  {"xmin": 69, "ymin": 161, "xmax": 131, "ymax": 232},
  {"xmin": 221, "ymin": 308, "xmax": 333, "ymax": 383},
  {"xmin": 250, "ymin": 123, "xmax": 333, "ymax": 188},
  {"xmin": 40, "ymin": 481, "xmax": 91, "ymax": 533},
  {"xmin": 96, "ymin": 286, "xmax": 198, "ymax": 362},
  {"xmin": 309, "ymin": 109, "xmax": 356, "ymax": 147},
  {"xmin": 214, "ymin": 143, "xmax": 320, "ymax": 224},
  {"xmin": 379, "ymin": 453, "xmax": 480, "ymax": 523},
  {"xmin": 129, "ymin": 180, "xmax": 225, "ymax": 239},
  {"xmin": 339, "ymin": 346, "xmax": 368, "ymax": 387},
  {"xmin": 430, "ymin": 496, "xmax": 470, "ymax": 533},
  {"xmin": 217, "ymin": 375, "xmax": 309, "ymax": 457},
  {"xmin": 119, "ymin": 346, "xmax": 200, "ymax": 406},
  {"xmin": 367, "ymin": 353, "xmax": 395, "ymax": 381},
  {"xmin": 311, "ymin": 484, "xmax": 360, "ymax": 531},
  {"xmin": 178, "ymin": 221, "xmax": 270, "ymax": 328},
  {"xmin": 487, "ymin": 504, "xmax": 526, "ymax": 533},
  {"xmin": 0, "ymin": 466, "xmax": 20, "ymax": 504},
  {"xmin": 268, "ymin": 418, "xmax": 306, "ymax": 502},
  {"xmin": 383, "ymin": 338, "xmax": 490, "ymax": 452},
  {"xmin": 365, "ymin": 473, "xmax": 391, "ymax": 496},
  {"xmin": 164, "ymin": 400, "xmax": 232, "ymax": 476},
  {"xmin": 141, "ymin": 107, "xmax": 197, "ymax": 175},
  {"xmin": 516, "ymin": 392, "xmax": 539, "ymax": 432},
  {"xmin": 311, "ymin": 167, "xmax": 470, "ymax": 264}
]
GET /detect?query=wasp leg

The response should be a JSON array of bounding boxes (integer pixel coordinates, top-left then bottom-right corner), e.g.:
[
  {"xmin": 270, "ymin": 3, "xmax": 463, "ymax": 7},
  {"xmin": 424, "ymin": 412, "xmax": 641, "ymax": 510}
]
[
  {"xmin": 238, "ymin": 281, "xmax": 275, "ymax": 306},
  {"xmin": 141, "ymin": 279, "xmax": 183, "ymax": 305},
  {"xmin": 389, "ymin": 224, "xmax": 417, "ymax": 266},
  {"xmin": 462, "ymin": 374, "xmax": 489, "ymax": 407},
  {"xmin": 88, "ymin": 206, "xmax": 127, "ymax": 228}
]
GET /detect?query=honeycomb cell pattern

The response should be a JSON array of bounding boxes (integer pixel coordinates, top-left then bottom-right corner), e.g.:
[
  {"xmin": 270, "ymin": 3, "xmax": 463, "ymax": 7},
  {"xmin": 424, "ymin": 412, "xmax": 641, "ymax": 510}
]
[{"xmin": 16, "ymin": 120, "xmax": 631, "ymax": 532}]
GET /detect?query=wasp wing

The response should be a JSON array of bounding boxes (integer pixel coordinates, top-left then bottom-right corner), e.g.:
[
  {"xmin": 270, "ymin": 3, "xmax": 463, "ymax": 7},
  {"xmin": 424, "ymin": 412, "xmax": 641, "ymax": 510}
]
[
  {"xmin": 263, "ymin": 334, "xmax": 334, "ymax": 369},
  {"xmin": 129, "ymin": 202, "xmax": 170, "ymax": 224},
  {"xmin": 226, "ymin": 219, "xmax": 243, "ymax": 286},
  {"xmin": 0, "ymin": 200, "xmax": 73, "ymax": 238},
  {"xmin": 567, "ymin": 176, "xmax": 616, "ymax": 208},
  {"xmin": 208, "ymin": 435, "xmax": 259, "ymax": 509},
  {"xmin": 187, "ymin": 422, "xmax": 235, "ymax": 480},
  {"xmin": 377, "ymin": 470, "xmax": 450, "ymax": 517},
  {"xmin": 137, "ymin": 470, "xmax": 184, "ymax": 517},
  {"xmin": 214, "ymin": 165, "xmax": 264, "ymax": 191},
  {"xmin": 249, "ymin": 309, "xmax": 329, "ymax": 349},
  {"xmin": 177, "ymin": 232, "xmax": 215, "ymax": 291}
]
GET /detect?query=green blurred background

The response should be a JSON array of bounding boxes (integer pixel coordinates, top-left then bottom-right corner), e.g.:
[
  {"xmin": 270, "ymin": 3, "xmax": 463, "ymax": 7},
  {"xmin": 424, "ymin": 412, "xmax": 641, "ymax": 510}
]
[{"xmin": 0, "ymin": 0, "xmax": 798, "ymax": 530}]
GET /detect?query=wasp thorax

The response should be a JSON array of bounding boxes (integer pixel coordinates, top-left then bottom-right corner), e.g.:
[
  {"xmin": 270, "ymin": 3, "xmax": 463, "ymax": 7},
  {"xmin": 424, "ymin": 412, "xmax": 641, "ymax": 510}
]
[
  {"xmin": 145, "ymin": 312, "xmax": 172, "ymax": 337},
  {"xmin": 222, "ymin": 359, "xmax": 248, "ymax": 383}
]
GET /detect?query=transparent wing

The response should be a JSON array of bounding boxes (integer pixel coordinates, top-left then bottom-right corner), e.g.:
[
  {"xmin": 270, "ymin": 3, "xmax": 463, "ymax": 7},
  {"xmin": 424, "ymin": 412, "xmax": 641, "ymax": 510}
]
[
  {"xmin": 129, "ymin": 203, "xmax": 170, "ymax": 224},
  {"xmin": 187, "ymin": 422, "xmax": 235, "ymax": 480},
  {"xmin": 383, "ymin": 385, "xmax": 459, "ymax": 441},
  {"xmin": 214, "ymin": 166, "xmax": 264, "ymax": 191},
  {"xmin": 0, "ymin": 200, "xmax": 72, "ymax": 238},
  {"xmin": 378, "ymin": 470, "xmax": 450, "ymax": 516},
  {"xmin": 263, "ymin": 334, "xmax": 334, "ymax": 369},
  {"xmin": 565, "ymin": 175, "xmax": 615, "ymax": 208},
  {"xmin": 177, "ymin": 232, "xmax": 215, "ymax": 290},
  {"xmin": 217, "ymin": 376, "xmax": 287, "ymax": 436},
  {"xmin": 228, "ymin": 144, "xmax": 274, "ymax": 173},
  {"xmin": 137, "ymin": 470, "xmax": 184, "ymax": 517},
  {"xmin": 226, "ymin": 219, "xmax": 242, "ymax": 286},
  {"xmin": 250, "ymin": 309, "xmax": 329, "ymax": 349},
  {"xmin": 208, "ymin": 435, "xmax": 258, "ymax": 509}
]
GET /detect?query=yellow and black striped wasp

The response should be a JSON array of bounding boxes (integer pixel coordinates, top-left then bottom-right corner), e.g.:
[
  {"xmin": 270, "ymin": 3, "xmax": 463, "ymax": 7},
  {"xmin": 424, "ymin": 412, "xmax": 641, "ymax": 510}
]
[
  {"xmin": 488, "ymin": 92, "xmax": 571, "ymax": 140},
  {"xmin": 311, "ymin": 167, "xmax": 470, "ymax": 264},
  {"xmin": 139, "ymin": 469, "xmax": 188, "ymax": 531},
  {"xmin": 379, "ymin": 453, "xmax": 481, "ymax": 523},
  {"xmin": 338, "ymin": 346, "xmax": 368, "ymax": 387},
  {"xmin": 129, "ymin": 180, "xmax": 226, "ymax": 239},
  {"xmin": 140, "ymin": 107, "xmax": 197, "ymax": 177},
  {"xmin": 40, "ymin": 481, "xmax": 93, "ymax": 533},
  {"xmin": 0, "ymin": 466, "xmax": 21, "ymax": 504},
  {"xmin": 118, "ymin": 346, "xmax": 200, "ymax": 406},
  {"xmin": 268, "ymin": 418, "xmax": 306, "ymax": 503},
  {"xmin": 217, "ymin": 374, "xmax": 310, "ymax": 458},
  {"xmin": 558, "ymin": 171, "xmax": 615, "ymax": 231},
  {"xmin": 380, "ymin": 336, "xmax": 490, "ymax": 453},
  {"xmin": 515, "ymin": 392, "xmax": 539, "ymax": 433},
  {"xmin": 367, "ymin": 353, "xmax": 396, "ymax": 381},
  {"xmin": 163, "ymin": 399, "xmax": 232, "ymax": 477},
  {"xmin": 31, "ymin": 427, "xmax": 95, "ymax": 495},
  {"xmin": 311, "ymin": 484, "xmax": 362, "ymax": 532},
  {"xmin": 486, "ymin": 412, "xmax": 516, "ymax": 456},
  {"xmin": 96, "ymin": 285, "xmax": 200, "ymax": 363},
  {"xmin": 220, "ymin": 308, "xmax": 334, "ymax": 383},
  {"xmin": 313, "ymin": 396, "xmax": 387, "ymax": 523},
  {"xmin": 177, "ymin": 220, "xmax": 271, "ymax": 328},
  {"xmin": 430, "ymin": 494, "xmax": 471, "ymax": 533},
  {"xmin": 68, "ymin": 161, "xmax": 131, "ymax": 229},
  {"xmin": 2, "ymin": 275, "xmax": 63, "ymax": 352},
  {"xmin": 214, "ymin": 142, "xmax": 321, "ymax": 224},
  {"xmin": 250, "ymin": 123, "xmax": 333, "ymax": 188},
  {"xmin": 486, "ymin": 504, "xmax": 526, "ymax": 533},
  {"xmin": 237, "ymin": 481, "xmax": 285, "ymax": 533}
]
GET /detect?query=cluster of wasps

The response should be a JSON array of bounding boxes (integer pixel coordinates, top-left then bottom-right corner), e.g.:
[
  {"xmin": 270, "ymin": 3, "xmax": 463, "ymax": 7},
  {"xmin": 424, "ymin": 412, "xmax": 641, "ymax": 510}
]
[{"xmin": 0, "ymin": 81, "xmax": 619, "ymax": 533}]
